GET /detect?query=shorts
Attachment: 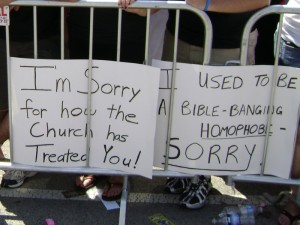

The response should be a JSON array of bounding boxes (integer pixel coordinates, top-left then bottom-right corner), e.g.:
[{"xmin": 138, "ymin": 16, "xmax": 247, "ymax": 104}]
[
  {"xmin": 162, "ymin": 29, "xmax": 258, "ymax": 66},
  {"xmin": 0, "ymin": 36, "xmax": 60, "ymax": 111}
]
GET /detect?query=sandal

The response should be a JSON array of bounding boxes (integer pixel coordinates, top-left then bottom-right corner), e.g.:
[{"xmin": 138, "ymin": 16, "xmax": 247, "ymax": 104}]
[
  {"xmin": 75, "ymin": 175, "xmax": 95, "ymax": 190},
  {"xmin": 279, "ymin": 209, "xmax": 300, "ymax": 225},
  {"xmin": 0, "ymin": 147, "xmax": 9, "ymax": 162},
  {"xmin": 102, "ymin": 178, "xmax": 123, "ymax": 201}
]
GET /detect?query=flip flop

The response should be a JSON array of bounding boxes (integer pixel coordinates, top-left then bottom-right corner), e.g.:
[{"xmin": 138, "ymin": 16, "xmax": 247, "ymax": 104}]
[
  {"xmin": 75, "ymin": 175, "xmax": 95, "ymax": 191},
  {"xmin": 279, "ymin": 209, "xmax": 300, "ymax": 225},
  {"xmin": 102, "ymin": 182, "xmax": 123, "ymax": 201}
]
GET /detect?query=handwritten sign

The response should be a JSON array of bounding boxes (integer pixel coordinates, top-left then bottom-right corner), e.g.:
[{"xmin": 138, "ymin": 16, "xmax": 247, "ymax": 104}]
[
  {"xmin": 153, "ymin": 60, "xmax": 300, "ymax": 179},
  {"xmin": 11, "ymin": 57, "xmax": 160, "ymax": 178},
  {"xmin": 0, "ymin": 6, "xmax": 9, "ymax": 26}
]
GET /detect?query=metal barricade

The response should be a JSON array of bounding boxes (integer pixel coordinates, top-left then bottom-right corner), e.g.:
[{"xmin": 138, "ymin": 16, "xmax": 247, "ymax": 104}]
[
  {"xmin": 2, "ymin": 1, "xmax": 300, "ymax": 224},
  {"xmin": 230, "ymin": 4, "xmax": 300, "ymax": 204},
  {"xmin": 0, "ymin": 1, "xmax": 213, "ymax": 224}
]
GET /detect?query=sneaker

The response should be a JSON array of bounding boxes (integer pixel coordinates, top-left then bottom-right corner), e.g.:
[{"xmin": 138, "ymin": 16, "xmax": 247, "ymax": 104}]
[
  {"xmin": 1, "ymin": 171, "xmax": 37, "ymax": 188},
  {"xmin": 179, "ymin": 175, "xmax": 212, "ymax": 209},
  {"xmin": 165, "ymin": 177, "xmax": 191, "ymax": 194}
]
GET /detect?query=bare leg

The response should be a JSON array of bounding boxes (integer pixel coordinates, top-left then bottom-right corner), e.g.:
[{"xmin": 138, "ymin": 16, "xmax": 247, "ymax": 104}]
[
  {"xmin": 278, "ymin": 131, "xmax": 300, "ymax": 225},
  {"xmin": 291, "ymin": 131, "xmax": 300, "ymax": 192},
  {"xmin": 0, "ymin": 110, "xmax": 9, "ymax": 159}
]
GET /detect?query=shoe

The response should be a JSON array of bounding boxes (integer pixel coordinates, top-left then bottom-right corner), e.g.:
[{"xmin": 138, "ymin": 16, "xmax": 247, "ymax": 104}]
[
  {"xmin": 179, "ymin": 176, "xmax": 212, "ymax": 209},
  {"xmin": 102, "ymin": 182, "xmax": 123, "ymax": 201},
  {"xmin": 75, "ymin": 175, "xmax": 96, "ymax": 191},
  {"xmin": 165, "ymin": 177, "xmax": 191, "ymax": 194},
  {"xmin": 1, "ymin": 171, "xmax": 37, "ymax": 188},
  {"xmin": 279, "ymin": 209, "xmax": 300, "ymax": 225},
  {"xmin": 102, "ymin": 176, "xmax": 124, "ymax": 201},
  {"xmin": 278, "ymin": 200, "xmax": 300, "ymax": 225}
]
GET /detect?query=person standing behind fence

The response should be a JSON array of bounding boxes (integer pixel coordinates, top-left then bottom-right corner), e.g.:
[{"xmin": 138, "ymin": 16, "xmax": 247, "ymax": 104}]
[
  {"xmin": 67, "ymin": 1, "xmax": 160, "ymax": 201},
  {"xmin": 162, "ymin": 0, "xmax": 270, "ymax": 209},
  {"xmin": 255, "ymin": 0, "xmax": 286, "ymax": 65},
  {"xmin": 0, "ymin": 0, "xmax": 15, "ymax": 163},
  {"xmin": 276, "ymin": 0, "xmax": 300, "ymax": 224},
  {"xmin": 0, "ymin": 5, "xmax": 62, "ymax": 188}
]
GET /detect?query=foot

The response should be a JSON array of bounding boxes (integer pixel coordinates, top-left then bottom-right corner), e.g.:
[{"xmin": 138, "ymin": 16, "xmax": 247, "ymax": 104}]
[
  {"xmin": 1, "ymin": 171, "xmax": 37, "ymax": 188},
  {"xmin": 102, "ymin": 176, "xmax": 123, "ymax": 201},
  {"xmin": 179, "ymin": 175, "xmax": 212, "ymax": 209},
  {"xmin": 279, "ymin": 200, "xmax": 300, "ymax": 225},
  {"xmin": 0, "ymin": 146, "xmax": 9, "ymax": 162},
  {"xmin": 165, "ymin": 177, "xmax": 191, "ymax": 194},
  {"xmin": 75, "ymin": 175, "xmax": 95, "ymax": 190}
]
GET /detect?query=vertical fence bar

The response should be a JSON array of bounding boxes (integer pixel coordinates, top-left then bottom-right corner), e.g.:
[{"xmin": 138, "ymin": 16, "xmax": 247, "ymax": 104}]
[
  {"xmin": 117, "ymin": 8, "xmax": 122, "ymax": 62},
  {"xmin": 144, "ymin": 9, "xmax": 150, "ymax": 65},
  {"xmin": 60, "ymin": 7, "xmax": 65, "ymax": 60},
  {"xmin": 163, "ymin": 9, "xmax": 180, "ymax": 171},
  {"xmin": 33, "ymin": 6, "xmax": 37, "ymax": 59},
  {"xmin": 85, "ymin": 7, "xmax": 94, "ymax": 166},
  {"xmin": 119, "ymin": 175, "xmax": 128, "ymax": 225},
  {"xmin": 259, "ymin": 13, "xmax": 284, "ymax": 175},
  {"xmin": 116, "ymin": 7, "xmax": 127, "ymax": 225},
  {"xmin": 6, "ymin": 25, "xmax": 13, "ymax": 162}
]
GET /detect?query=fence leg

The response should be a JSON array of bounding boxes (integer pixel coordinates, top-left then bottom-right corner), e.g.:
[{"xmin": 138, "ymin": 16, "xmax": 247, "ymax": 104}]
[
  {"xmin": 118, "ymin": 176, "xmax": 128, "ymax": 225},
  {"xmin": 296, "ymin": 179, "xmax": 300, "ymax": 206},
  {"xmin": 226, "ymin": 176, "xmax": 234, "ymax": 186}
]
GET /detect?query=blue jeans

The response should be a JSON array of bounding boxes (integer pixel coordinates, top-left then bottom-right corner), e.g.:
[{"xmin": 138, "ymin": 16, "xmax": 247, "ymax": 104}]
[
  {"xmin": 279, "ymin": 38, "xmax": 300, "ymax": 131},
  {"xmin": 279, "ymin": 38, "xmax": 300, "ymax": 68}
]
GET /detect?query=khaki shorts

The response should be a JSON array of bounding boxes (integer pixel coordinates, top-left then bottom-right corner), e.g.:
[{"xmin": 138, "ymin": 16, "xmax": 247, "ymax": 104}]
[{"xmin": 162, "ymin": 29, "xmax": 258, "ymax": 66}]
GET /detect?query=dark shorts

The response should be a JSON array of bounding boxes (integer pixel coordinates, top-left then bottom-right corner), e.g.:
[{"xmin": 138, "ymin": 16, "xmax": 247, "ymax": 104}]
[{"xmin": 0, "ymin": 36, "xmax": 60, "ymax": 111}]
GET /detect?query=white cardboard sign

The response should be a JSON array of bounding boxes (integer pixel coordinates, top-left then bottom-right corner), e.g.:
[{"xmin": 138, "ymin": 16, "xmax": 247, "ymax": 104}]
[
  {"xmin": 11, "ymin": 57, "xmax": 300, "ymax": 179},
  {"xmin": 153, "ymin": 60, "xmax": 300, "ymax": 179},
  {"xmin": 11, "ymin": 57, "xmax": 160, "ymax": 178}
]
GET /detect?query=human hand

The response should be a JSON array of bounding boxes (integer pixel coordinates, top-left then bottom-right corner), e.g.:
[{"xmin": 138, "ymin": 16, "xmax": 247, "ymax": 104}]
[
  {"xmin": 118, "ymin": 0, "xmax": 135, "ymax": 9},
  {"xmin": 185, "ymin": 0, "xmax": 206, "ymax": 11},
  {"xmin": 0, "ymin": 0, "xmax": 14, "ymax": 6},
  {"xmin": 10, "ymin": 5, "xmax": 19, "ymax": 11}
]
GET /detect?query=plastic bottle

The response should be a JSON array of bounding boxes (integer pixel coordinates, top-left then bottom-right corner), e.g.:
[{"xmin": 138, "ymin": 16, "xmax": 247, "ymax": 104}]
[
  {"xmin": 218, "ymin": 204, "xmax": 263, "ymax": 218},
  {"xmin": 212, "ymin": 213, "xmax": 255, "ymax": 225}
]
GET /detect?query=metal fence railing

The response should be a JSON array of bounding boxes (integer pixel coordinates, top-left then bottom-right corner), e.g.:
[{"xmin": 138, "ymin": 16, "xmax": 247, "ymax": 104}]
[
  {"xmin": 230, "ymin": 4, "xmax": 300, "ymax": 208},
  {"xmin": 0, "ymin": 1, "xmax": 212, "ymax": 224},
  {"xmin": 1, "ymin": 2, "xmax": 300, "ymax": 224}
]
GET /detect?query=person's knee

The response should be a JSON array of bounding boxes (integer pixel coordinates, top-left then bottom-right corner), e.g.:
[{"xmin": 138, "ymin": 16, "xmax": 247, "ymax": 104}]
[
  {"xmin": 291, "ymin": 131, "xmax": 300, "ymax": 179},
  {"xmin": 0, "ymin": 110, "xmax": 8, "ymax": 121}
]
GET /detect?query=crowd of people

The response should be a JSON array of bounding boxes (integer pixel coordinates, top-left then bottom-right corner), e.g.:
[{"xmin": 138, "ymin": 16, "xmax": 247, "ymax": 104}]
[{"xmin": 0, "ymin": 0, "xmax": 300, "ymax": 224}]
